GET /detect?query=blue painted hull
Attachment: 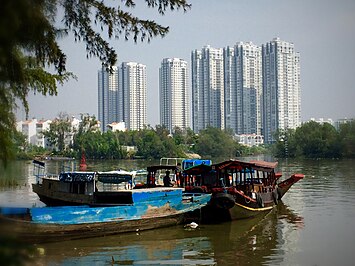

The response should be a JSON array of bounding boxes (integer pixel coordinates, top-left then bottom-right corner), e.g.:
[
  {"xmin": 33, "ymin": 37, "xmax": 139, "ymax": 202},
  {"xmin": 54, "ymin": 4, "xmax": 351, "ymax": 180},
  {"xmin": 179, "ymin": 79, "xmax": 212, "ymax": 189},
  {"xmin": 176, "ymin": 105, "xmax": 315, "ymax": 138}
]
[{"xmin": 0, "ymin": 189, "xmax": 210, "ymax": 243}]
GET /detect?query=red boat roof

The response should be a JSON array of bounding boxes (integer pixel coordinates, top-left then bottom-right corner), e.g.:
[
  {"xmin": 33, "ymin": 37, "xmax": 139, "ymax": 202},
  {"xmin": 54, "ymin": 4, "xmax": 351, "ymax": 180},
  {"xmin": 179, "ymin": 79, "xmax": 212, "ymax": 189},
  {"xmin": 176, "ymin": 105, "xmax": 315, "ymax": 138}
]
[
  {"xmin": 249, "ymin": 160, "xmax": 278, "ymax": 169},
  {"xmin": 212, "ymin": 159, "xmax": 278, "ymax": 172}
]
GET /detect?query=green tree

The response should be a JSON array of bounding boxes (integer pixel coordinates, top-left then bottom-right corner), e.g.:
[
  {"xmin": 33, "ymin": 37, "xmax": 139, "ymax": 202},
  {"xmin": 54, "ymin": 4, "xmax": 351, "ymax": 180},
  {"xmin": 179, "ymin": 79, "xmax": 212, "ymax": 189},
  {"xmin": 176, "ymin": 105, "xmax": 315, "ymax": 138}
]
[
  {"xmin": 136, "ymin": 128, "xmax": 164, "ymax": 159},
  {"xmin": 0, "ymin": 0, "xmax": 190, "ymax": 164},
  {"xmin": 172, "ymin": 127, "xmax": 185, "ymax": 146},
  {"xmin": 12, "ymin": 131, "xmax": 28, "ymax": 155},
  {"xmin": 86, "ymin": 131, "xmax": 102, "ymax": 159},
  {"xmin": 339, "ymin": 120, "xmax": 355, "ymax": 158},
  {"xmin": 295, "ymin": 121, "xmax": 340, "ymax": 158},
  {"xmin": 272, "ymin": 121, "xmax": 342, "ymax": 158},
  {"xmin": 43, "ymin": 113, "xmax": 72, "ymax": 152},
  {"xmin": 194, "ymin": 127, "xmax": 236, "ymax": 158},
  {"xmin": 73, "ymin": 114, "xmax": 99, "ymax": 155},
  {"xmin": 185, "ymin": 128, "xmax": 199, "ymax": 148},
  {"xmin": 272, "ymin": 128, "xmax": 297, "ymax": 158},
  {"xmin": 103, "ymin": 131, "xmax": 125, "ymax": 159}
]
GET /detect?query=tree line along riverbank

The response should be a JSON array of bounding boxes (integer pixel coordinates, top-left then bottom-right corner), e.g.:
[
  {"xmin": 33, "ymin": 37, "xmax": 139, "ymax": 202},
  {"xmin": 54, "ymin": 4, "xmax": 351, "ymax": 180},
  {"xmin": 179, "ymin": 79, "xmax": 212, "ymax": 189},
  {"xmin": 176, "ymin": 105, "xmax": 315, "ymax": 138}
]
[{"xmin": 12, "ymin": 120, "xmax": 355, "ymax": 161}]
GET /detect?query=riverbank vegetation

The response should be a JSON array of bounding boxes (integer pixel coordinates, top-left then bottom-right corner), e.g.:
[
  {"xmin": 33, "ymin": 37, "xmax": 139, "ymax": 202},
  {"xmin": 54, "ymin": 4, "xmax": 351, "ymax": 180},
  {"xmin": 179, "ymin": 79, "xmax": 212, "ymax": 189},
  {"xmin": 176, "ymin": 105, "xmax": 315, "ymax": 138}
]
[
  {"xmin": 272, "ymin": 120, "xmax": 355, "ymax": 158},
  {"xmin": 13, "ymin": 117, "xmax": 355, "ymax": 161},
  {"xmin": 14, "ymin": 120, "xmax": 264, "ymax": 160}
]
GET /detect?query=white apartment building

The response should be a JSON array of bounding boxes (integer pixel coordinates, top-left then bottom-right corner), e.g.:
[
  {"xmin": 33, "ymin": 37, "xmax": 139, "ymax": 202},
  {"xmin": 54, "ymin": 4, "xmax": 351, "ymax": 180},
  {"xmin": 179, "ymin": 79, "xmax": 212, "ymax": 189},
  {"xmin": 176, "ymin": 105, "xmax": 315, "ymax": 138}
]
[
  {"xmin": 159, "ymin": 58, "xmax": 190, "ymax": 133},
  {"xmin": 17, "ymin": 118, "xmax": 51, "ymax": 148},
  {"xmin": 191, "ymin": 46, "xmax": 224, "ymax": 133},
  {"xmin": 118, "ymin": 62, "xmax": 147, "ymax": 130},
  {"xmin": 17, "ymin": 116, "xmax": 98, "ymax": 150},
  {"xmin": 36, "ymin": 119, "xmax": 52, "ymax": 148},
  {"xmin": 310, "ymin": 118, "xmax": 334, "ymax": 126},
  {"xmin": 98, "ymin": 66, "xmax": 119, "ymax": 132},
  {"xmin": 17, "ymin": 119, "xmax": 37, "ymax": 146},
  {"xmin": 334, "ymin": 118, "xmax": 354, "ymax": 131},
  {"xmin": 64, "ymin": 117, "xmax": 80, "ymax": 148},
  {"xmin": 224, "ymin": 42, "xmax": 262, "ymax": 135},
  {"xmin": 107, "ymin": 122, "xmax": 126, "ymax": 132},
  {"xmin": 237, "ymin": 134, "xmax": 264, "ymax": 147},
  {"xmin": 262, "ymin": 38, "xmax": 301, "ymax": 143}
]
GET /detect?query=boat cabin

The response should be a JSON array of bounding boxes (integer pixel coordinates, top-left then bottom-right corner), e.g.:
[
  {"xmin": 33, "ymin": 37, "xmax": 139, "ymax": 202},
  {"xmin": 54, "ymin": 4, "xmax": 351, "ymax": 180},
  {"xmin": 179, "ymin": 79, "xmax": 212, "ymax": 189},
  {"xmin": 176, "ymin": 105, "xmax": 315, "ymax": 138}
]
[
  {"xmin": 146, "ymin": 165, "xmax": 179, "ymax": 187},
  {"xmin": 32, "ymin": 161, "xmax": 151, "ymax": 206},
  {"xmin": 182, "ymin": 159, "xmax": 212, "ymax": 171},
  {"xmin": 183, "ymin": 160, "xmax": 281, "ymax": 194}
]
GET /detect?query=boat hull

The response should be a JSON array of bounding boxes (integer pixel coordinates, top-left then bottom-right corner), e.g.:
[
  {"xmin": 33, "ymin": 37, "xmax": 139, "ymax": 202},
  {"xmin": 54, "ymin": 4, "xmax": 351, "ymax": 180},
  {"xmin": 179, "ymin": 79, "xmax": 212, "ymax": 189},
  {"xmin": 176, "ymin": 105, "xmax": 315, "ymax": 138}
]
[
  {"xmin": 201, "ymin": 191, "xmax": 276, "ymax": 222},
  {"xmin": 182, "ymin": 159, "xmax": 304, "ymax": 223},
  {"xmin": 229, "ymin": 202, "xmax": 274, "ymax": 220},
  {"xmin": 0, "ymin": 211, "xmax": 185, "ymax": 243},
  {"xmin": 0, "ymin": 192, "xmax": 211, "ymax": 243},
  {"xmin": 277, "ymin": 174, "xmax": 304, "ymax": 199}
]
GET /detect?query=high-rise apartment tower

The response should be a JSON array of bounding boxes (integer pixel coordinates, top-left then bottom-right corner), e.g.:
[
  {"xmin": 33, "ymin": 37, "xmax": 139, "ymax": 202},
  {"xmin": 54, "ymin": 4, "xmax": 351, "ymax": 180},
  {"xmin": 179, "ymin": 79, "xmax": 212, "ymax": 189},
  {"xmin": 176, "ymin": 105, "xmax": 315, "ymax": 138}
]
[
  {"xmin": 191, "ymin": 46, "xmax": 224, "ymax": 133},
  {"xmin": 262, "ymin": 38, "xmax": 301, "ymax": 143},
  {"xmin": 118, "ymin": 62, "xmax": 147, "ymax": 130},
  {"xmin": 224, "ymin": 42, "xmax": 262, "ymax": 135},
  {"xmin": 159, "ymin": 58, "xmax": 190, "ymax": 133},
  {"xmin": 98, "ymin": 66, "xmax": 119, "ymax": 132}
]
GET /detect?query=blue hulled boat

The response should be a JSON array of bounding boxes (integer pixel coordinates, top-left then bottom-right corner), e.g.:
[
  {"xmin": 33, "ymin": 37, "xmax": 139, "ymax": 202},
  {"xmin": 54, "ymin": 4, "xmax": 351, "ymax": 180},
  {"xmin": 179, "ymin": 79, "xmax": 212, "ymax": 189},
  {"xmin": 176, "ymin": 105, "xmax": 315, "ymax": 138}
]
[{"xmin": 0, "ymin": 187, "xmax": 210, "ymax": 243}]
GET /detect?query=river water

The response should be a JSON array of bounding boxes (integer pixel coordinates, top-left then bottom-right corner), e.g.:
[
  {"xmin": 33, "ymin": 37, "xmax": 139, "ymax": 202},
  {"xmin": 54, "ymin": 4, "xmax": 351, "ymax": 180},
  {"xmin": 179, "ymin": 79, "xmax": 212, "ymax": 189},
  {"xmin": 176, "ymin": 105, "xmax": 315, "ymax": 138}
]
[{"xmin": 1, "ymin": 158, "xmax": 355, "ymax": 265}]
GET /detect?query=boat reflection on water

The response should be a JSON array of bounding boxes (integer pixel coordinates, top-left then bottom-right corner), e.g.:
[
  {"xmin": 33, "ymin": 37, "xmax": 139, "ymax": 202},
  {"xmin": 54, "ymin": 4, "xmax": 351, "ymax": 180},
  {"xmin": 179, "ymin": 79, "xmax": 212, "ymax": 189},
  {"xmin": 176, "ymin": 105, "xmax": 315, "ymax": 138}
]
[
  {"xmin": 210, "ymin": 202, "xmax": 304, "ymax": 265},
  {"xmin": 31, "ymin": 202, "xmax": 303, "ymax": 265},
  {"xmin": 34, "ymin": 228, "xmax": 216, "ymax": 265}
]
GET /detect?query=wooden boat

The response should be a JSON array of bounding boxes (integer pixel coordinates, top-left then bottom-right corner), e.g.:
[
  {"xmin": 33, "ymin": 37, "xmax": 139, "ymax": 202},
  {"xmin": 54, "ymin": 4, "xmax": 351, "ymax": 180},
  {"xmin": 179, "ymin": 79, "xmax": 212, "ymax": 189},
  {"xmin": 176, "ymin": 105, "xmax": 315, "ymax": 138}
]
[
  {"xmin": 0, "ymin": 188, "xmax": 211, "ymax": 243},
  {"xmin": 32, "ymin": 159, "xmax": 211, "ymax": 207},
  {"xmin": 32, "ymin": 160, "xmax": 153, "ymax": 206},
  {"xmin": 149, "ymin": 158, "xmax": 212, "ymax": 187},
  {"xmin": 182, "ymin": 159, "xmax": 304, "ymax": 221}
]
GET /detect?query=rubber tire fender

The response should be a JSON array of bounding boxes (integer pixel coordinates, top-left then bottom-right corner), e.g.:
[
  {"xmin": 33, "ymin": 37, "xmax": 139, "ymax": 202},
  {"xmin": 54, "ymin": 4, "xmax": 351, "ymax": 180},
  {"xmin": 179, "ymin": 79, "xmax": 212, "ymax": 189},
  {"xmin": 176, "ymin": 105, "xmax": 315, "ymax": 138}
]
[{"xmin": 212, "ymin": 193, "xmax": 235, "ymax": 209}]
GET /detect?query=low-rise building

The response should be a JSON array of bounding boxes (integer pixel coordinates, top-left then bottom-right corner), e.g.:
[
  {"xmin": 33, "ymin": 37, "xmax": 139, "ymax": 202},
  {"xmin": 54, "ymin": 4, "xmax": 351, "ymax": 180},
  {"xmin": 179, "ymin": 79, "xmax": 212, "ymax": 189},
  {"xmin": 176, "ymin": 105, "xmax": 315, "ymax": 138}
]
[
  {"xmin": 236, "ymin": 134, "xmax": 264, "ymax": 147},
  {"xmin": 17, "ymin": 119, "xmax": 38, "ymax": 146},
  {"xmin": 107, "ymin": 122, "xmax": 126, "ymax": 132},
  {"xmin": 334, "ymin": 118, "xmax": 354, "ymax": 131},
  {"xmin": 309, "ymin": 118, "xmax": 334, "ymax": 127},
  {"xmin": 36, "ymin": 120, "xmax": 52, "ymax": 148}
]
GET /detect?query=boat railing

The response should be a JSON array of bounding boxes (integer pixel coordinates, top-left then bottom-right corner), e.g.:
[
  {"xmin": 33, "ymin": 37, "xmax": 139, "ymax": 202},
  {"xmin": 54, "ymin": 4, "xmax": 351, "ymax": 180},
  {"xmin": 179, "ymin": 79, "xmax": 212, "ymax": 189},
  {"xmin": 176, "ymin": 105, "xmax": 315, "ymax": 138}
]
[
  {"xmin": 158, "ymin": 158, "xmax": 185, "ymax": 185},
  {"xmin": 97, "ymin": 182, "xmax": 132, "ymax": 191},
  {"xmin": 159, "ymin": 157, "xmax": 186, "ymax": 166},
  {"xmin": 96, "ymin": 171, "xmax": 135, "ymax": 191},
  {"xmin": 33, "ymin": 160, "xmax": 48, "ymax": 184},
  {"xmin": 61, "ymin": 160, "xmax": 77, "ymax": 173}
]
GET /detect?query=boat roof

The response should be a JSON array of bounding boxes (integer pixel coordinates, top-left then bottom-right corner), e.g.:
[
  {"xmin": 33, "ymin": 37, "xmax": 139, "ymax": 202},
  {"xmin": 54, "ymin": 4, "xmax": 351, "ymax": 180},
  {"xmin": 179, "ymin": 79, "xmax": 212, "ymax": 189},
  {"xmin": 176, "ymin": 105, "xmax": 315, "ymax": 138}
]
[
  {"xmin": 183, "ymin": 159, "xmax": 278, "ymax": 174},
  {"xmin": 33, "ymin": 160, "xmax": 45, "ymax": 167},
  {"xmin": 249, "ymin": 160, "xmax": 278, "ymax": 169},
  {"xmin": 97, "ymin": 170, "xmax": 133, "ymax": 176},
  {"xmin": 147, "ymin": 165, "xmax": 178, "ymax": 172},
  {"xmin": 183, "ymin": 164, "xmax": 213, "ymax": 175},
  {"xmin": 212, "ymin": 159, "xmax": 278, "ymax": 172},
  {"xmin": 59, "ymin": 172, "xmax": 96, "ymax": 182}
]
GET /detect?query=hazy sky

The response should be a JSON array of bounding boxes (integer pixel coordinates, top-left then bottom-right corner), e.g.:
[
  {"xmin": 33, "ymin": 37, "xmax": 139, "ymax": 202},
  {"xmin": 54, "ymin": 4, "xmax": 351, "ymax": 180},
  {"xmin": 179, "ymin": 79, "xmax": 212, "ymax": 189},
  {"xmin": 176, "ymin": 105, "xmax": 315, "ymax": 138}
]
[{"xmin": 18, "ymin": 0, "xmax": 355, "ymax": 125}]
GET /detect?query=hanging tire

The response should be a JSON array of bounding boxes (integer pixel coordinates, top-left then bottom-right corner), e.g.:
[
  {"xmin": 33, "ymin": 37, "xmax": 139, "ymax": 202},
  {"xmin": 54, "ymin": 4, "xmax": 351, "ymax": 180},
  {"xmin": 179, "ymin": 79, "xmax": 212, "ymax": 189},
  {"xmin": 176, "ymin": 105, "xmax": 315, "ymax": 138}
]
[
  {"xmin": 212, "ymin": 193, "xmax": 235, "ymax": 209},
  {"xmin": 191, "ymin": 187, "xmax": 204, "ymax": 193}
]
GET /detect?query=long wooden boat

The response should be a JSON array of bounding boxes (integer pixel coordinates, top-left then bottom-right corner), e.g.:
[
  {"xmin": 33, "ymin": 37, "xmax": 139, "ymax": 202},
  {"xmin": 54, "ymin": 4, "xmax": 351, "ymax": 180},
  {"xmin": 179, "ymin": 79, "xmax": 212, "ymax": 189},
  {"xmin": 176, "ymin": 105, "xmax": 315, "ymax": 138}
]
[
  {"xmin": 181, "ymin": 159, "xmax": 304, "ymax": 221},
  {"xmin": 32, "ymin": 160, "xmax": 152, "ymax": 206},
  {"xmin": 0, "ymin": 188, "xmax": 211, "ymax": 243}
]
